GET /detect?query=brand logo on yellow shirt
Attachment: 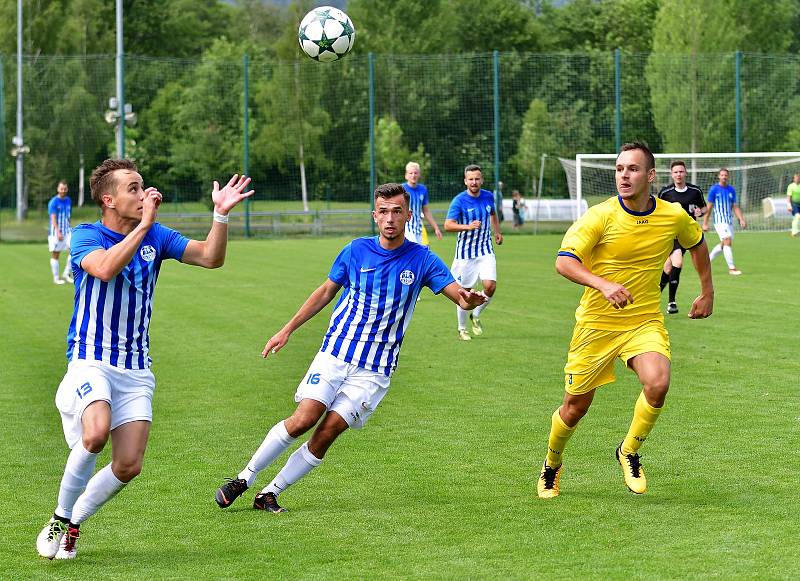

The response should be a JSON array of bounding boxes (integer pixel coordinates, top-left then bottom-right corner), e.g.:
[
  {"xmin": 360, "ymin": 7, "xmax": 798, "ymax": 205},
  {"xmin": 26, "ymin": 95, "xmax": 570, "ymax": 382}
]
[{"xmin": 636, "ymin": 219, "xmax": 648, "ymax": 224}]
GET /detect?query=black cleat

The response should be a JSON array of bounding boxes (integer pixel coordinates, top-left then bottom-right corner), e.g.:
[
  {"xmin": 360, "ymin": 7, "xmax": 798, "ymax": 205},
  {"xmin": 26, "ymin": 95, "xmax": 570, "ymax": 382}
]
[
  {"xmin": 253, "ymin": 492, "xmax": 288, "ymax": 513},
  {"xmin": 666, "ymin": 302, "xmax": 678, "ymax": 314},
  {"xmin": 215, "ymin": 478, "xmax": 248, "ymax": 508}
]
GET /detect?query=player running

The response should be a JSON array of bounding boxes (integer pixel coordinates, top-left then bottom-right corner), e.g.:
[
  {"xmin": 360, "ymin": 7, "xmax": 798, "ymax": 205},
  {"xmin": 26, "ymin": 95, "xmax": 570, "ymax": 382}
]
[
  {"xmin": 658, "ymin": 160, "xmax": 706, "ymax": 314},
  {"xmin": 214, "ymin": 183, "xmax": 486, "ymax": 513},
  {"xmin": 536, "ymin": 142, "xmax": 714, "ymax": 498}
]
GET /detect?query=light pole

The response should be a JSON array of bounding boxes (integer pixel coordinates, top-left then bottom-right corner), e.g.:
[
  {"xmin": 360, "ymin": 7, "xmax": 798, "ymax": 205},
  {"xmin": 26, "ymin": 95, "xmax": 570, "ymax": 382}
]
[
  {"xmin": 13, "ymin": 0, "xmax": 26, "ymax": 222},
  {"xmin": 115, "ymin": 0, "xmax": 125, "ymax": 159}
]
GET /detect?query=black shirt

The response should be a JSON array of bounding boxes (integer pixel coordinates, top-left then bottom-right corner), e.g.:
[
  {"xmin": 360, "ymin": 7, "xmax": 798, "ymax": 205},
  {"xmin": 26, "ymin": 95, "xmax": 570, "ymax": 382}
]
[{"xmin": 658, "ymin": 183, "xmax": 705, "ymax": 220}]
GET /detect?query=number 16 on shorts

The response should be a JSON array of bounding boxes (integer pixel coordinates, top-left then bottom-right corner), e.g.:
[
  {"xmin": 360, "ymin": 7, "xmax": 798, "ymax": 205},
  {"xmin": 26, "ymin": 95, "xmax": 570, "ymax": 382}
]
[{"xmin": 306, "ymin": 373, "xmax": 321, "ymax": 385}]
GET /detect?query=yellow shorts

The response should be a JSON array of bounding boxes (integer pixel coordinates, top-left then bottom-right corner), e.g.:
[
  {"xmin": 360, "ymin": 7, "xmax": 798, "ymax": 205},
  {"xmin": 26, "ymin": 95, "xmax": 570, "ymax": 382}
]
[{"xmin": 564, "ymin": 320, "xmax": 671, "ymax": 395}]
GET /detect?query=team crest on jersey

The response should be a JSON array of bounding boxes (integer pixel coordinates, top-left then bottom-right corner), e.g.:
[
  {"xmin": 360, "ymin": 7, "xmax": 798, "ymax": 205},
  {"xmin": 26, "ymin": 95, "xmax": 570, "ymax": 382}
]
[
  {"xmin": 486, "ymin": 205, "xmax": 492, "ymax": 213},
  {"xmin": 399, "ymin": 269, "xmax": 415, "ymax": 285},
  {"xmin": 140, "ymin": 245, "xmax": 156, "ymax": 262}
]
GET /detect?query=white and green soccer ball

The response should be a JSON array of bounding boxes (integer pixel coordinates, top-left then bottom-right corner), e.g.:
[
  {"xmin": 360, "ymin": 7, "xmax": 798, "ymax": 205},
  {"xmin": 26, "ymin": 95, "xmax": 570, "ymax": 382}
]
[{"xmin": 298, "ymin": 6, "xmax": 356, "ymax": 62}]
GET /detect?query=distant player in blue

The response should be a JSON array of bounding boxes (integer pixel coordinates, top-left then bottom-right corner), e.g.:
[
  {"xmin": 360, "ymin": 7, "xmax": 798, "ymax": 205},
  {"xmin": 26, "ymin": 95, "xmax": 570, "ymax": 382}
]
[
  {"xmin": 215, "ymin": 183, "xmax": 486, "ymax": 513},
  {"xmin": 444, "ymin": 164, "xmax": 503, "ymax": 341},
  {"xmin": 48, "ymin": 180, "xmax": 73, "ymax": 285},
  {"xmin": 36, "ymin": 159, "xmax": 253, "ymax": 560},
  {"xmin": 403, "ymin": 161, "xmax": 442, "ymax": 244},
  {"xmin": 702, "ymin": 168, "xmax": 746, "ymax": 275}
]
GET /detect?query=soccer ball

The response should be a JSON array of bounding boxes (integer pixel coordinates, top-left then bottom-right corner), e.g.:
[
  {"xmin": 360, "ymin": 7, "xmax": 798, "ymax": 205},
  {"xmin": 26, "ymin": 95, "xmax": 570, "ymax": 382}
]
[{"xmin": 298, "ymin": 6, "xmax": 356, "ymax": 62}]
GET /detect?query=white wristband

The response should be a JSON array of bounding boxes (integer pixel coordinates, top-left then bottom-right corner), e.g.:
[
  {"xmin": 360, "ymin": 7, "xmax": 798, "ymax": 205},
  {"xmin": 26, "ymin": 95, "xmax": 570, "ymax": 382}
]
[{"xmin": 213, "ymin": 210, "xmax": 229, "ymax": 224}]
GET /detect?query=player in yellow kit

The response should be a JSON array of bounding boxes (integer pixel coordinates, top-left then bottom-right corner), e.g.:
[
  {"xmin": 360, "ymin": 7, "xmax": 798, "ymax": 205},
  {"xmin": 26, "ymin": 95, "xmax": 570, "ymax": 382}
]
[{"xmin": 536, "ymin": 142, "xmax": 715, "ymax": 498}]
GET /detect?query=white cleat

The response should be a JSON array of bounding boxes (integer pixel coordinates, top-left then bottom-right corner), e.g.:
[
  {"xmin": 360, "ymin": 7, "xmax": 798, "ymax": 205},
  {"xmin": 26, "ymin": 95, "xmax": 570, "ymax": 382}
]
[
  {"xmin": 36, "ymin": 518, "xmax": 67, "ymax": 559},
  {"xmin": 728, "ymin": 268, "xmax": 742, "ymax": 276},
  {"xmin": 457, "ymin": 329, "xmax": 472, "ymax": 341},
  {"xmin": 63, "ymin": 273, "xmax": 74, "ymax": 283},
  {"xmin": 54, "ymin": 278, "xmax": 66, "ymax": 285},
  {"xmin": 54, "ymin": 526, "xmax": 80, "ymax": 560}
]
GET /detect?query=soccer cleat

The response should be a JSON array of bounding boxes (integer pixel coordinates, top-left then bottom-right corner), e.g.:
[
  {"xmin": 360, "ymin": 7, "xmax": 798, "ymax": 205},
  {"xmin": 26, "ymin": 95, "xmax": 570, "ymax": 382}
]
[
  {"xmin": 616, "ymin": 444, "xmax": 647, "ymax": 494},
  {"xmin": 54, "ymin": 278, "xmax": 66, "ymax": 285},
  {"xmin": 253, "ymin": 492, "xmax": 288, "ymax": 513},
  {"xmin": 666, "ymin": 302, "xmax": 679, "ymax": 314},
  {"xmin": 457, "ymin": 329, "xmax": 471, "ymax": 341},
  {"xmin": 469, "ymin": 313, "xmax": 483, "ymax": 336},
  {"xmin": 36, "ymin": 517, "xmax": 68, "ymax": 559},
  {"xmin": 536, "ymin": 462, "xmax": 562, "ymax": 499},
  {"xmin": 63, "ymin": 272, "xmax": 74, "ymax": 283},
  {"xmin": 215, "ymin": 477, "xmax": 249, "ymax": 508},
  {"xmin": 54, "ymin": 525, "xmax": 80, "ymax": 560},
  {"xmin": 728, "ymin": 268, "xmax": 742, "ymax": 276}
]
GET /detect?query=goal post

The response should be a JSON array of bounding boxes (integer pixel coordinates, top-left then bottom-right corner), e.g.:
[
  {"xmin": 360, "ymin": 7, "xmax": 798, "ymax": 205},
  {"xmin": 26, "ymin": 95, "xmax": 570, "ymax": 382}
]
[{"xmin": 560, "ymin": 152, "xmax": 800, "ymax": 230}]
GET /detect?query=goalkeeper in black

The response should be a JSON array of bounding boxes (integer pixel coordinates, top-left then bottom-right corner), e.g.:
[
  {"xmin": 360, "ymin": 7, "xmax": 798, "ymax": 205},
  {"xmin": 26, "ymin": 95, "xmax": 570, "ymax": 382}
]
[{"xmin": 658, "ymin": 160, "xmax": 706, "ymax": 314}]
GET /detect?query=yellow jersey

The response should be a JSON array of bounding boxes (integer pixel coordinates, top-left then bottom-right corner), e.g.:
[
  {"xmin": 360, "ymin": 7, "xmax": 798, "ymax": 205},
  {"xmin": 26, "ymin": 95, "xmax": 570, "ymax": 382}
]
[{"xmin": 558, "ymin": 195, "xmax": 703, "ymax": 330}]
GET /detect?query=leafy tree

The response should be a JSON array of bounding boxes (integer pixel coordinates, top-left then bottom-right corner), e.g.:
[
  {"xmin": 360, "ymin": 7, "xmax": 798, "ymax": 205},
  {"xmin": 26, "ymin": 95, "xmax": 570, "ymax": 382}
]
[{"xmin": 362, "ymin": 116, "xmax": 429, "ymax": 187}]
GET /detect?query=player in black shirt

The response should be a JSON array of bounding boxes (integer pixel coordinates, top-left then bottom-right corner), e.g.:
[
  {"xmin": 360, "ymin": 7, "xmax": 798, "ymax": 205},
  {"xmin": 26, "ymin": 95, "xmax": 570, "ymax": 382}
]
[{"xmin": 658, "ymin": 160, "xmax": 706, "ymax": 314}]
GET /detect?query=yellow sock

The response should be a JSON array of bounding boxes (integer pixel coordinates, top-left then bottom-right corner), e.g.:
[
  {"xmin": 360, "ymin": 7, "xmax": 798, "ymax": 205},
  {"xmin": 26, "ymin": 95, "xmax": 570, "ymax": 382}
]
[
  {"xmin": 621, "ymin": 392, "xmax": 662, "ymax": 455},
  {"xmin": 545, "ymin": 408, "xmax": 576, "ymax": 468}
]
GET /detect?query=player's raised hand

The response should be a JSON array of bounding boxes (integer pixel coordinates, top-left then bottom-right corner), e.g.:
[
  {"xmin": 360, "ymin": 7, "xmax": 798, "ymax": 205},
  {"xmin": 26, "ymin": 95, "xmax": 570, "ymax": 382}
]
[
  {"xmin": 212, "ymin": 174, "xmax": 254, "ymax": 216},
  {"xmin": 688, "ymin": 293, "xmax": 713, "ymax": 319},
  {"xmin": 262, "ymin": 330, "xmax": 291, "ymax": 359},
  {"xmin": 141, "ymin": 187, "xmax": 162, "ymax": 226},
  {"xmin": 599, "ymin": 281, "xmax": 633, "ymax": 309}
]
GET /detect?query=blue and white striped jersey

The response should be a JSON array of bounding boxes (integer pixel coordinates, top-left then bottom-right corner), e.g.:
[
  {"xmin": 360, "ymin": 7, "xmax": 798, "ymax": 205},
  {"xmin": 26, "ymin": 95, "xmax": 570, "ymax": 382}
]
[
  {"xmin": 403, "ymin": 182, "xmax": 429, "ymax": 238},
  {"xmin": 66, "ymin": 221, "xmax": 190, "ymax": 370},
  {"xmin": 447, "ymin": 189, "xmax": 496, "ymax": 259},
  {"xmin": 48, "ymin": 196, "xmax": 72, "ymax": 237},
  {"xmin": 321, "ymin": 236, "xmax": 454, "ymax": 376},
  {"xmin": 707, "ymin": 184, "xmax": 737, "ymax": 224}
]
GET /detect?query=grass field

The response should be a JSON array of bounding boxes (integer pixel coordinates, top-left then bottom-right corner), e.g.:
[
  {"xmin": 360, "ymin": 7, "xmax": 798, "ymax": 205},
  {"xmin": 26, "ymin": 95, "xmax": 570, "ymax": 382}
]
[{"xmin": 2, "ymin": 232, "xmax": 799, "ymax": 579}]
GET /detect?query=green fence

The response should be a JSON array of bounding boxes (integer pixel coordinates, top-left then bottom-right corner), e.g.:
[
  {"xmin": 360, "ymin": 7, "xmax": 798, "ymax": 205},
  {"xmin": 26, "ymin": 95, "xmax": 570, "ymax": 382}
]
[{"xmin": 2, "ymin": 50, "xmax": 800, "ymax": 240}]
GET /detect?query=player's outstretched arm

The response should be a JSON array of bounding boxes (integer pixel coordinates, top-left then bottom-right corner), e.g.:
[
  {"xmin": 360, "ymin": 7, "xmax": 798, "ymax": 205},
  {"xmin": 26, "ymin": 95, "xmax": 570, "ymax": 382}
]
[
  {"xmin": 688, "ymin": 239, "xmax": 714, "ymax": 319},
  {"xmin": 262, "ymin": 279, "xmax": 342, "ymax": 358},
  {"xmin": 422, "ymin": 205, "xmax": 442, "ymax": 240},
  {"xmin": 440, "ymin": 282, "xmax": 487, "ymax": 310},
  {"xmin": 181, "ymin": 175, "xmax": 254, "ymax": 269},
  {"xmin": 491, "ymin": 212, "xmax": 503, "ymax": 245},
  {"xmin": 81, "ymin": 188, "xmax": 162, "ymax": 282},
  {"xmin": 556, "ymin": 255, "xmax": 633, "ymax": 309}
]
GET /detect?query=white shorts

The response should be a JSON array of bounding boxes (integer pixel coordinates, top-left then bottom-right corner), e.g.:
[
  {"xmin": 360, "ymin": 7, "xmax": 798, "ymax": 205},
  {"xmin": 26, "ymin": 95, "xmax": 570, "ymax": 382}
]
[
  {"xmin": 714, "ymin": 222, "xmax": 734, "ymax": 240},
  {"xmin": 450, "ymin": 254, "xmax": 497, "ymax": 288},
  {"xmin": 294, "ymin": 351, "xmax": 390, "ymax": 429},
  {"xmin": 405, "ymin": 228, "xmax": 422, "ymax": 244},
  {"xmin": 55, "ymin": 360, "xmax": 155, "ymax": 449},
  {"xmin": 48, "ymin": 231, "xmax": 71, "ymax": 253}
]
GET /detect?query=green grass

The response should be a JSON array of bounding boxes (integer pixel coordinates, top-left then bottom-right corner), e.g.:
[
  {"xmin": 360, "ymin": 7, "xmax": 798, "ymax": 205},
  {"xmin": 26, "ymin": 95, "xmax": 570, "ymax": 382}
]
[{"xmin": 1, "ymin": 233, "xmax": 799, "ymax": 579}]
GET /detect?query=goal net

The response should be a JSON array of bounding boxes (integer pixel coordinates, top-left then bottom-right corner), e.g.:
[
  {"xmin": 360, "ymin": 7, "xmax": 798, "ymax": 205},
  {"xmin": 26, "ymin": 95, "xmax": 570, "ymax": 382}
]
[{"xmin": 559, "ymin": 152, "xmax": 800, "ymax": 231}]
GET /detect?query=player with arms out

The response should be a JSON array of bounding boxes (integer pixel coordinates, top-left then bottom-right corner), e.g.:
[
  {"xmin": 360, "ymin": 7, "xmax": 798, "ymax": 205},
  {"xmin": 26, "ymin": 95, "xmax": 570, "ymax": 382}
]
[
  {"xmin": 214, "ymin": 183, "xmax": 486, "ymax": 513},
  {"xmin": 444, "ymin": 164, "xmax": 503, "ymax": 340},
  {"xmin": 703, "ymin": 168, "xmax": 746, "ymax": 275},
  {"xmin": 658, "ymin": 160, "xmax": 706, "ymax": 314},
  {"xmin": 403, "ymin": 162, "xmax": 442, "ymax": 245},
  {"xmin": 36, "ymin": 159, "xmax": 253, "ymax": 560},
  {"xmin": 48, "ymin": 180, "xmax": 73, "ymax": 285},
  {"xmin": 536, "ymin": 142, "xmax": 714, "ymax": 499}
]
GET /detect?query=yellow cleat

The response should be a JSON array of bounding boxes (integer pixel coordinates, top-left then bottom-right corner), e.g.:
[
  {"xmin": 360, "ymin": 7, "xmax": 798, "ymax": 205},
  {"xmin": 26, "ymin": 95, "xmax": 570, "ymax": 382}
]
[
  {"xmin": 537, "ymin": 462, "xmax": 562, "ymax": 498},
  {"xmin": 457, "ymin": 329, "xmax": 472, "ymax": 341},
  {"xmin": 616, "ymin": 444, "xmax": 647, "ymax": 494},
  {"xmin": 469, "ymin": 314, "xmax": 483, "ymax": 336}
]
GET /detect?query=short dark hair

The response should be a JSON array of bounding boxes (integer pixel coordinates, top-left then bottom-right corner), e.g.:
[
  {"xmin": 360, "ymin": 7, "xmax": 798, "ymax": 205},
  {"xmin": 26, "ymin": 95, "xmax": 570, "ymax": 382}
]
[
  {"xmin": 58, "ymin": 179, "xmax": 68, "ymax": 187},
  {"xmin": 464, "ymin": 164, "xmax": 482, "ymax": 176},
  {"xmin": 619, "ymin": 141, "xmax": 655, "ymax": 170},
  {"xmin": 670, "ymin": 160, "xmax": 686, "ymax": 170},
  {"xmin": 90, "ymin": 159, "xmax": 138, "ymax": 207},
  {"xmin": 719, "ymin": 167, "xmax": 729, "ymax": 174},
  {"xmin": 374, "ymin": 182, "xmax": 409, "ymax": 207}
]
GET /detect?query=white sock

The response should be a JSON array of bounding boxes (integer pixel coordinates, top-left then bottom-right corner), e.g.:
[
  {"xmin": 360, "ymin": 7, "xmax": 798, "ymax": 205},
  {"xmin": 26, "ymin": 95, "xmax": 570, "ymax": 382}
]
[
  {"xmin": 263, "ymin": 442, "xmax": 322, "ymax": 497},
  {"xmin": 50, "ymin": 258, "xmax": 60, "ymax": 280},
  {"xmin": 457, "ymin": 306, "xmax": 468, "ymax": 330},
  {"xmin": 55, "ymin": 445, "xmax": 99, "ymax": 520},
  {"xmin": 238, "ymin": 421, "xmax": 296, "ymax": 487},
  {"xmin": 722, "ymin": 246, "xmax": 735, "ymax": 269},
  {"xmin": 62, "ymin": 256, "xmax": 72, "ymax": 278},
  {"xmin": 709, "ymin": 244, "xmax": 722, "ymax": 261},
  {"xmin": 473, "ymin": 295, "xmax": 492, "ymax": 318},
  {"xmin": 70, "ymin": 464, "xmax": 127, "ymax": 524}
]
